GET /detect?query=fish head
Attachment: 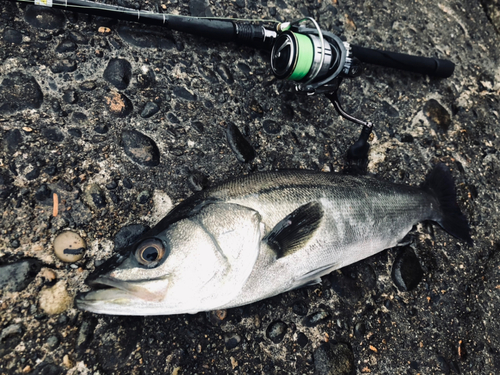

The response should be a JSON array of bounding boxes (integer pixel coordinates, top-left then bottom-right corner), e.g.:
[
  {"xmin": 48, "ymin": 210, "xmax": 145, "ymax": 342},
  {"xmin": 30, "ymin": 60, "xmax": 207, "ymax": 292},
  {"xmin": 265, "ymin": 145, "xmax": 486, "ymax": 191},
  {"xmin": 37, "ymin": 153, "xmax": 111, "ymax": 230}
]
[{"xmin": 76, "ymin": 203, "xmax": 263, "ymax": 315}]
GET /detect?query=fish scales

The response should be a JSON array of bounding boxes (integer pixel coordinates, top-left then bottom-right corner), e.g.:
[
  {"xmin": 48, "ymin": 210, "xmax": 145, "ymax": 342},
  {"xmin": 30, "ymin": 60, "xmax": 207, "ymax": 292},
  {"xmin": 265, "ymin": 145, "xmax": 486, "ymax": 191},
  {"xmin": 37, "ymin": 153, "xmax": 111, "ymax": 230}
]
[{"xmin": 76, "ymin": 165, "xmax": 472, "ymax": 315}]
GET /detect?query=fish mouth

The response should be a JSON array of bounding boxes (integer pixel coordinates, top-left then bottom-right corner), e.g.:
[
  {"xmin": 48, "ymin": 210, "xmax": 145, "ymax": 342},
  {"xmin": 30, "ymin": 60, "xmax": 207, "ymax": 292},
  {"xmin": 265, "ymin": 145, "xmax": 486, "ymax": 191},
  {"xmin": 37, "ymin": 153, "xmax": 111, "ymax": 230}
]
[{"xmin": 77, "ymin": 276, "xmax": 165, "ymax": 304}]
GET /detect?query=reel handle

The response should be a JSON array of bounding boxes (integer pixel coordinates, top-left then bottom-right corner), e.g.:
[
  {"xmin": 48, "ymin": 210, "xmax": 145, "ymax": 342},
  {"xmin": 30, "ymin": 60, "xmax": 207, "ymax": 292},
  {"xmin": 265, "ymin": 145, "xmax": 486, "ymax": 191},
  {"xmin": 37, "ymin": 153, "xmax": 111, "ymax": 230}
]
[{"xmin": 351, "ymin": 45, "xmax": 454, "ymax": 78}]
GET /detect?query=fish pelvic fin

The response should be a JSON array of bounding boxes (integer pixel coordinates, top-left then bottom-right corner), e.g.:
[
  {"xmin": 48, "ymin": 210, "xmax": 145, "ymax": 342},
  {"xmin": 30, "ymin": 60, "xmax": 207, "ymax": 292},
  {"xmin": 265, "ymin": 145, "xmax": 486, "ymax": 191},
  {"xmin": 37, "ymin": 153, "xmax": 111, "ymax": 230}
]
[
  {"xmin": 422, "ymin": 163, "xmax": 473, "ymax": 245},
  {"xmin": 264, "ymin": 202, "xmax": 324, "ymax": 259}
]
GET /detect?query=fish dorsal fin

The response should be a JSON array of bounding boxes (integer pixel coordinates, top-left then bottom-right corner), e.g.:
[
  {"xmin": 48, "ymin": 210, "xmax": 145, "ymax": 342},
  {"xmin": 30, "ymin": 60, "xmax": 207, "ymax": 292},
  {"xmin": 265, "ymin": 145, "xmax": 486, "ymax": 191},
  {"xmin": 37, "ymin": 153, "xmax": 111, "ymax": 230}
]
[{"xmin": 265, "ymin": 202, "xmax": 324, "ymax": 259}]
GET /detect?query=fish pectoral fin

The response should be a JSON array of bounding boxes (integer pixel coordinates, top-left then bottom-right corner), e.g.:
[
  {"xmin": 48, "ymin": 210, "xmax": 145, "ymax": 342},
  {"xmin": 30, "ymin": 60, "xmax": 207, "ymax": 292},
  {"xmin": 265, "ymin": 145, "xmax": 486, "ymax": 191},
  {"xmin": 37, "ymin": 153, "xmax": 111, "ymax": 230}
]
[
  {"xmin": 264, "ymin": 202, "xmax": 324, "ymax": 259},
  {"xmin": 288, "ymin": 262, "xmax": 340, "ymax": 291}
]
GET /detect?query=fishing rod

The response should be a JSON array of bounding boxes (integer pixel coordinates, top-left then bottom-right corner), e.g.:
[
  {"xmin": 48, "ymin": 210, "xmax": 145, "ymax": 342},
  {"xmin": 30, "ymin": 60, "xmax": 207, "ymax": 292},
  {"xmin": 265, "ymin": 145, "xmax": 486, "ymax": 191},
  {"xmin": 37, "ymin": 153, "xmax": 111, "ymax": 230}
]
[{"xmin": 11, "ymin": 0, "xmax": 455, "ymax": 163}]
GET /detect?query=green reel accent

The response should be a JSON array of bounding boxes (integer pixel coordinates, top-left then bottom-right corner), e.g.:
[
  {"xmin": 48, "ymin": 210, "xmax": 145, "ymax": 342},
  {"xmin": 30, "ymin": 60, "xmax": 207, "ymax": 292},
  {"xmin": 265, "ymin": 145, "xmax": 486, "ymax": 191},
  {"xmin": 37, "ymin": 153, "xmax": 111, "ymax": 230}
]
[{"xmin": 288, "ymin": 32, "xmax": 314, "ymax": 81}]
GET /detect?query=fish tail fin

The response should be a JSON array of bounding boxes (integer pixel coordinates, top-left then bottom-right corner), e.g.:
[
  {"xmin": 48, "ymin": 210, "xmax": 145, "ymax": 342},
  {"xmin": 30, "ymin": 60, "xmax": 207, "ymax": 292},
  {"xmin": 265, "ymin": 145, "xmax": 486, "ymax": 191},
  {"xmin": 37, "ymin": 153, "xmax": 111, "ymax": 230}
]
[{"xmin": 422, "ymin": 163, "xmax": 473, "ymax": 245}]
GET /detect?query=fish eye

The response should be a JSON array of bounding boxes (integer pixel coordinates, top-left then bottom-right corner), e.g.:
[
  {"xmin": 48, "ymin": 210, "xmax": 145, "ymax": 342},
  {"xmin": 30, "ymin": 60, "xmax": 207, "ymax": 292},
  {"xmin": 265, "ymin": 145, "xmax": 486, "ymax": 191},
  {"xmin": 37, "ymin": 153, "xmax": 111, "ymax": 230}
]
[{"xmin": 135, "ymin": 239, "xmax": 166, "ymax": 266}]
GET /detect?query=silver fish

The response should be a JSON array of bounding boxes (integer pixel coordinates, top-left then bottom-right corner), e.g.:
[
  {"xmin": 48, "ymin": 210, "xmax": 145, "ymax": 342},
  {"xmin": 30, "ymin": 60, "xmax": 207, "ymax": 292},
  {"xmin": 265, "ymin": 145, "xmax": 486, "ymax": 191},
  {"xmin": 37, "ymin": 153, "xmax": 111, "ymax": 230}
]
[{"xmin": 76, "ymin": 164, "xmax": 472, "ymax": 315}]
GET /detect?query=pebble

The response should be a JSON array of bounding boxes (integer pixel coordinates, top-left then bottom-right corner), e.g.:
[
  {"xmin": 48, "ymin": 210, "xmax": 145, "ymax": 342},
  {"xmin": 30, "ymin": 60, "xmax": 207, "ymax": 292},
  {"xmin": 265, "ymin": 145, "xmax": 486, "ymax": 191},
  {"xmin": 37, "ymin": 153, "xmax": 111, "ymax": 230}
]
[
  {"xmin": 313, "ymin": 342, "xmax": 354, "ymax": 375},
  {"xmin": 121, "ymin": 129, "xmax": 160, "ymax": 166},
  {"xmin": 424, "ymin": 99, "xmax": 451, "ymax": 132},
  {"xmin": 83, "ymin": 184, "xmax": 107, "ymax": 209},
  {"xmin": 291, "ymin": 300, "xmax": 309, "ymax": 316},
  {"xmin": 198, "ymin": 66, "xmax": 219, "ymax": 84},
  {"xmin": 104, "ymin": 92, "xmax": 133, "ymax": 117},
  {"xmin": 0, "ymin": 72, "xmax": 43, "ymax": 114},
  {"xmin": 94, "ymin": 124, "xmax": 109, "ymax": 134},
  {"xmin": 0, "ymin": 260, "xmax": 41, "ymax": 292},
  {"xmin": 24, "ymin": 5, "xmax": 65, "ymax": 29},
  {"xmin": 103, "ymin": 58, "xmax": 132, "ymax": 90},
  {"xmin": 0, "ymin": 169, "xmax": 13, "ymax": 200},
  {"xmin": 296, "ymin": 332, "xmax": 309, "ymax": 347},
  {"xmin": 46, "ymin": 336, "xmax": 59, "ymax": 350},
  {"xmin": 303, "ymin": 310, "xmax": 331, "ymax": 327},
  {"xmin": 189, "ymin": 0, "xmax": 214, "ymax": 17},
  {"xmin": 53, "ymin": 231, "xmax": 86, "ymax": 263},
  {"xmin": 76, "ymin": 318, "xmax": 97, "ymax": 353},
  {"xmin": 172, "ymin": 86, "xmax": 197, "ymax": 101},
  {"xmin": 207, "ymin": 310, "xmax": 227, "ymax": 325},
  {"xmin": 114, "ymin": 224, "xmax": 149, "ymax": 250},
  {"xmin": 50, "ymin": 59, "xmax": 77, "ymax": 73},
  {"xmin": 262, "ymin": 119, "xmax": 281, "ymax": 134},
  {"xmin": 225, "ymin": 122, "xmax": 256, "ymax": 163},
  {"xmin": 214, "ymin": 64, "xmax": 234, "ymax": 84},
  {"xmin": 2, "ymin": 129, "xmax": 23, "ymax": 152},
  {"xmin": 224, "ymin": 333, "xmax": 242, "ymax": 350},
  {"xmin": 56, "ymin": 39, "xmax": 77, "ymax": 53},
  {"xmin": 266, "ymin": 321, "xmax": 288, "ymax": 343},
  {"xmin": 191, "ymin": 121, "xmax": 204, "ymax": 133},
  {"xmin": 141, "ymin": 102, "xmax": 160, "ymax": 118},
  {"xmin": 281, "ymin": 103, "xmax": 294, "ymax": 120},
  {"xmin": 391, "ymin": 246, "xmax": 423, "ymax": 292},
  {"xmin": 34, "ymin": 184, "xmax": 51, "ymax": 201},
  {"xmin": 38, "ymin": 280, "xmax": 73, "ymax": 315},
  {"xmin": 0, "ymin": 324, "xmax": 22, "ymax": 342},
  {"xmin": 137, "ymin": 190, "xmax": 151, "ymax": 204},
  {"xmin": 117, "ymin": 26, "xmax": 175, "ymax": 49},
  {"xmin": 62, "ymin": 354, "xmax": 73, "ymax": 368},
  {"xmin": 42, "ymin": 127, "xmax": 65, "ymax": 142},
  {"xmin": 63, "ymin": 90, "xmax": 78, "ymax": 104},
  {"xmin": 3, "ymin": 28, "xmax": 22, "ymax": 44}
]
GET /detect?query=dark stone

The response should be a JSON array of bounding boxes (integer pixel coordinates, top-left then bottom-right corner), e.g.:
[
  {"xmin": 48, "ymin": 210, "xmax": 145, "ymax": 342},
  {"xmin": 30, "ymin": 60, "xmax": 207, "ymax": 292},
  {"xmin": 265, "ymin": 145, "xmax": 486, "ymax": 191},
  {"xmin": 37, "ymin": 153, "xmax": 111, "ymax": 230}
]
[
  {"xmin": 103, "ymin": 58, "xmax": 132, "ymax": 90},
  {"xmin": 167, "ymin": 113, "xmax": 180, "ymax": 124},
  {"xmin": 198, "ymin": 66, "xmax": 219, "ymax": 84},
  {"xmin": 3, "ymin": 29, "xmax": 22, "ymax": 44},
  {"xmin": 56, "ymin": 39, "xmax": 77, "ymax": 53},
  {"xmin": 391, "ymin": 246, "xmax": 424, "ymax": 292},
  {"xmin": 172, "ymin": 86, "xmax": 197, "ymax": 101},
  {"xmin": 436, "ymin": 355, "xmax": 450, "ymax": 375},
  {"xmin": 44, "ymin": 165, "xmax": 57, "ymax": 176},
  {"xmin": 80, "ymin": 81, "xmax": 97, "ymax": 91},
  {"xmin": 141, "ymin": 102, "xmax": 160, "ymax": 118},
  {"xmin": 84, "ymin": 184, "xmax": 106, "ymax": 209},
  {"xmin": 189, "ymin": 0, "xmax": 214, "ymax": 17},
  {"xmin": 105, "ymin": 180, "xmax": 118, "ymax": 190},
  {"xmin": 117, "ymin": 26, "xmax": 175, "ymax": 49},
  {"xmin": 50, "ymin": 59, "xmax": 77, "ymax": 73},
  {"xmin": 68, "ymin": 128, "xmax": 83, "ymax": 138},
  {"xmin": 191, "ymin": 121, "xmax": 204, "ymax": 133},
  {"xmin": 0, "ymin": 259, "xmax": 42, "ymax": 293},
  {"xmin": 224, "ymin": 333, "xmax": 242, "ymax": 349},
  {"xmin": 69, "ymin": 31, "xmax": 89, "ymax": 45},
  {"xmin": 214, "ymin": 64, "xmax": 234, "ymax": 84},
  {"xmin": 42, "ymin": 127, "xmax": 65, "ymax": 142},
  {"xmin": 354, "ymin": 322, "xmax": 366, "ymax": 338},
  {"xmin": 72, "ymin": 112, "xmax": 88, "ymax": 123},
  {"xmin": 114, "ymin": 224, "xmax": 149, "ymax": 250},
  {"xmin": 291, "ymin": 300, "xmax": 309, "ymax": 316},
  {"xmin": 0, "ymin": 72, "xmax": 43, "ymax": 114},
  {"xmin": 26, "ymin": 168, "xmax": 40, "ymax": 180},
  {"xmin": 94, "ymin": 124, "xmax": 109, "ymax": 134},
  {"xmin": 2, "ymin": 129, "xmax": 23, "ymax": 152},
  {"xmin": 104, "ymin": 92, "xmax": 133, "ymax": 118},
  {"xmin": 46, "ymin": 336, "xmax": 59, "ymax": 350},
  {"xmin": 122, "ymin": 177, "xmax": 133, "ymax": 189},
  {"xmin": 24, "ymin": 5, "xmax": 65, "ymax": 29},
  {"xmin": 30, "ymin": 362, "xmax": 64, "ymax": 375},
  {"xmin": 76, "ymin": 317, "xmax": 97, "ymax": 353},
  {"xmin": 296, "ymin": 332, "xmax": 309, "ymax": 347},
  {"xmin": 225, "ymin": 122, "xmax": 256, "ymax": 163},
  {"xmin": 63, "ymin": 90, "xmax": 78, "ymax": 104},
  {"xmin": 424, "ymin": 99, "xmax": 451, "ymax": 132},
  {"xmin": 137, "ymin": 190, "xmax": 150, "ymax": 204},
  {"xmin": 263, "ymin": 119, "xmax": 281, "ymax": 134},
  {"xmin": 381, "ymin": 100, "xmax": 399, "ymax": 117},
  {"xmin": 35, "ymin": 184, "xmax": 52, "ymax": 201},
  {"xmin": 303, "ymin": 310, "xmax": 330, "ymax": 327},
  {"xmin": 313, "ymin": 342, "xmax": 354, "ymax": 375},
  {"xmin": 121, "ymin": 130, "xmax": 160, "ymax": 166},
  {"xmin": 266, "ymin": 321, "xmax": 288, "ymax": 344},
  {"xmin": 329, "ymin": 270, "xmax": 363, "ymax": 304},
  {"xmin": 281, "ymin": 103, "xmax": 294, "ymax": 120}
]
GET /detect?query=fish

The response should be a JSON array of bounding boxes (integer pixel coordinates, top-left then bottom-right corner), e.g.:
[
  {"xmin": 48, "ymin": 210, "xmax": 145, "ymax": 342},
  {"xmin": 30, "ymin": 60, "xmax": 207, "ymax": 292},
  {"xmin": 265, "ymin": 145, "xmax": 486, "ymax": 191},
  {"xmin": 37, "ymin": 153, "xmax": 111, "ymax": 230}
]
[{"xmin": 75, "ymin": 163, "xmax": 472, "ymax": 316}]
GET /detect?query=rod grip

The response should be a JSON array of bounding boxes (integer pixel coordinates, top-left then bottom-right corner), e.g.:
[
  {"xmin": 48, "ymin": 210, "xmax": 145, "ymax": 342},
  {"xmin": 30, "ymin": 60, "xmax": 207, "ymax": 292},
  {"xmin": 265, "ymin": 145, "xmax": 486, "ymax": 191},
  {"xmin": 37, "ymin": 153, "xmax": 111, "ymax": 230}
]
[{"xmin": 351, "ymin": 45, "xmax": 454, "ymax": 78}]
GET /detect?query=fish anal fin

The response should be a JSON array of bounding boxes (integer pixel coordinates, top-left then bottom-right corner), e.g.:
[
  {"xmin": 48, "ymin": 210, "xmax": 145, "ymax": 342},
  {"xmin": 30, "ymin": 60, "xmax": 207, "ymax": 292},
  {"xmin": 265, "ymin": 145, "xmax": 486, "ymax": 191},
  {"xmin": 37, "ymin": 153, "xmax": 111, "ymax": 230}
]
[
  {"xmin": 265, "ymin": 202, "xmax": 324, "ymax": 259},
  {"xmin": 288, "ymin": 262, "xmax": 340, "ymax": 291}
]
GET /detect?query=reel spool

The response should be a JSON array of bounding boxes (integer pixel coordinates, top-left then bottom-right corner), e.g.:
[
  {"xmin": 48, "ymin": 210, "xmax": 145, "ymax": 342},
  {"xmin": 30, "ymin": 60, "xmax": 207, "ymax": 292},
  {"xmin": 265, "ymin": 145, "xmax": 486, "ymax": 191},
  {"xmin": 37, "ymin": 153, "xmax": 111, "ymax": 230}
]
[{"xmin": 270, "ymin": 18, "xmax": 358, "ymax": 93}]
